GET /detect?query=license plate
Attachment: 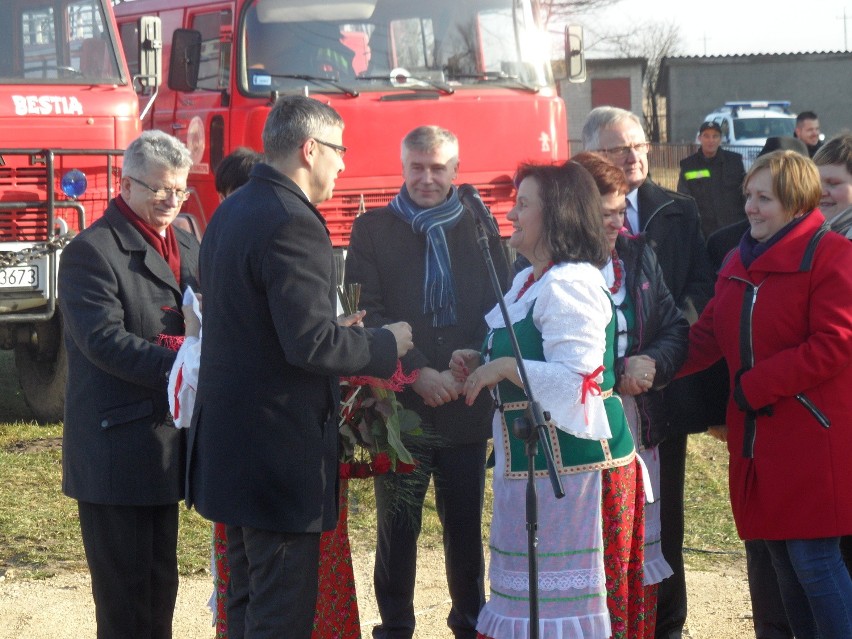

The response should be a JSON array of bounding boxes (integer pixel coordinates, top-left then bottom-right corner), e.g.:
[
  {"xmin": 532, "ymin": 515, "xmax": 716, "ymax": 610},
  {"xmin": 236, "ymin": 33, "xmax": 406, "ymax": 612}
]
[{"xmin": 0, "ymin": 265, "xmax": 39, "ymax": 289}]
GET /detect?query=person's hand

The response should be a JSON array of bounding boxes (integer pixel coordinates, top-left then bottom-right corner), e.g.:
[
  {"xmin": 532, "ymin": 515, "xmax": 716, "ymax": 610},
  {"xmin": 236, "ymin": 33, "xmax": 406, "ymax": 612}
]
[
  {"xmin": 462, "ymin": 357, "xmax": 514, "ymax": 406},
  {"xmin": 449, "ymin": 349, "xmax": 481, "ymax": 383},
  {"xmin": 182, "ymin": 302, "xmax": 201, "ymax": 338},
  {"xmin": 413, "ymin": 367, "xmax": 462, "ymax": 407},
  {"xmin": 707, "ymin": 425, "xmax": 728, "ymax": 442},
  {"xmin": 384, "ymin": 321, "xmax": 413, "ymax": 357},
  {"xmin": 618, "ymin": 354, "xmax": 655, "ymax": 395},
  {"xmin": 337, "ymin": 309, "xmax": 366, "ymax": 327}
]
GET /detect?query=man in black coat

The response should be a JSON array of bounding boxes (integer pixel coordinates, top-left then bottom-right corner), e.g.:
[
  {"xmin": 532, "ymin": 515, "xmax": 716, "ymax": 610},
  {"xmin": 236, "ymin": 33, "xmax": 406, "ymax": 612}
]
[
  {"xmin": 583, "ymin": 106, "xmax": 715, "ymax": 639},
  {"xmin": 677, "ymin": 121, "xmax": 746, "ymax": 238},
  {"xmin": 345, "ymin": 126, "xmax": 509, "ymax": 639},
  {"xmin": 58, "ymin": 130, "xmax": 198, "ymax": 639},
  {"xmin": 186, "ymin": 96, "xmax": 412, "ymax": 639}
]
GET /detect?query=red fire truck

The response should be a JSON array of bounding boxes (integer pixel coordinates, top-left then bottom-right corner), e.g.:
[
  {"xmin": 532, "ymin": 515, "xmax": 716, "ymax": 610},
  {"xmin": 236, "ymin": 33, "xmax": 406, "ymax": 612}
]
[
  {"xmin": 0, "ymin": 0, "xmax": 155, "ymax": 421},
  {"xmin": 114, "ymin": 0, "xmax": 583, "ymax": 245}
]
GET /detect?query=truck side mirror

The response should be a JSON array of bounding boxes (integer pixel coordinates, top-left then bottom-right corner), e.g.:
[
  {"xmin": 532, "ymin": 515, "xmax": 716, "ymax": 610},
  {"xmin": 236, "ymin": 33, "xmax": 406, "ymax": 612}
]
[
  {"xmin": 565, "ymin": 25, "xmax": 586, "ymax": 83},
  {"xmin": 138, "ymin": 16, "xmax": 162, "ymax": 89},
  {"xmin": 169, "ymin": 29, "xmax": 202, "ymax": 92}
]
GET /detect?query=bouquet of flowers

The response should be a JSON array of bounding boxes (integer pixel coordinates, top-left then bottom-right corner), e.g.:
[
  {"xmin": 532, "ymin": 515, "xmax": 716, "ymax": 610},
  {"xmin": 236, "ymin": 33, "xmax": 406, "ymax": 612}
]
[{"xmin": 338, "ymin": 283, "xmax": 422, "ymax": 479}]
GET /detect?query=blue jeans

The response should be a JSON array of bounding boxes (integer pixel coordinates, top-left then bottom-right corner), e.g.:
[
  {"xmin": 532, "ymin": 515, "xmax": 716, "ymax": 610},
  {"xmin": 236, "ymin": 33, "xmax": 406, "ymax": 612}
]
[{"xmin": 764, "ymin": 537, "xmax": 852, "ymax": 639}]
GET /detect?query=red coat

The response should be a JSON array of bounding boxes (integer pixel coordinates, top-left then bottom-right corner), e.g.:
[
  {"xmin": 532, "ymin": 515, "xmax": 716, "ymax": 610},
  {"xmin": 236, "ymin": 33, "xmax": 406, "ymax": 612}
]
[{"xmin": 680, "ymin": 211, "xmax": 852, "ymax": 540}]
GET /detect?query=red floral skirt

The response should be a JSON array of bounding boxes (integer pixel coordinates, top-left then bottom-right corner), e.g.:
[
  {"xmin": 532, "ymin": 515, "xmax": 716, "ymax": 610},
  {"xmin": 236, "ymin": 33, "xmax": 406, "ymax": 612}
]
[{"xmin": 213, "ymin": 479, "xmax": 361, "ymax": 639}]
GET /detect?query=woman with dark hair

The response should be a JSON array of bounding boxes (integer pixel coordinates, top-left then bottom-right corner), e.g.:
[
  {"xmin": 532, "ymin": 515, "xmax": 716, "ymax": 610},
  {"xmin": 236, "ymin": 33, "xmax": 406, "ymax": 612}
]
[
  {"xmin": 573, "ymin": 152, "xmax": 689, "ymax": 637},
  {"xmin": 679, "ymin": 150, "xmax": 852, "ymax": 638},
  {"xmin": 450, "ymin": 162, "xmax": 638, "ymax": 638}
]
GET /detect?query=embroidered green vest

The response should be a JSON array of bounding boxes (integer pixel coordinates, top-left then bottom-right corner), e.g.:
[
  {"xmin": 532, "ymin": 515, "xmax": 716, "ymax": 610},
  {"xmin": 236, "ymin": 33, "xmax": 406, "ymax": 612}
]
[{"xmin": 491, "ymin": 294, "xmax": 635, "ymax": 478}]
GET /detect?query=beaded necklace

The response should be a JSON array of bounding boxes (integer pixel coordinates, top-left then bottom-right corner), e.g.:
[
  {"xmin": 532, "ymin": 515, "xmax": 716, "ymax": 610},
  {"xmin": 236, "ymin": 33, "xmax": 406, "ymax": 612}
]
[
  {"xmin": 515, "ymin": 261, "xmax": 554, "ymax": 301},
  {"xmin": 608, "ymin": 250, "xmax": 624, "ymax": 295}
]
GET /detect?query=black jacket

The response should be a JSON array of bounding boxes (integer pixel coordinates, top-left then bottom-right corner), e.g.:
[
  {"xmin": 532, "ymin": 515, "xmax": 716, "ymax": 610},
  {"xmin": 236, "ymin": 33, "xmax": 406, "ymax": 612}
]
[
  {"xmin": 345, "ymin": 206, "xmax": 509, "ymax": 445},
  {"xmin": 59, "ymin": 202, "xmax": 199, "ymax": 505},
  {"xmin": 636, "ymin": 178, "xmax": 715, "ymax": 319},
  {"xmin": 677, "ymin": 149, "xmax": 746, "ymax": 239},
  {"xmin": 613, "ymin": 234, "xmax": 689, "ymax": 448},
  {"xmin": 186, "ymin": 164, "xmax": 398, "ymax": 533}
]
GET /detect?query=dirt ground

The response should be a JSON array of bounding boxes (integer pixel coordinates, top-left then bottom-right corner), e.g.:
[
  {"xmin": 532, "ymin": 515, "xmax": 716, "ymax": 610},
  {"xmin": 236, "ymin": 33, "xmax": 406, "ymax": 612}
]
[{"xmin": 0, "ymin": 546, "xmax": 753, "ymax": 638}]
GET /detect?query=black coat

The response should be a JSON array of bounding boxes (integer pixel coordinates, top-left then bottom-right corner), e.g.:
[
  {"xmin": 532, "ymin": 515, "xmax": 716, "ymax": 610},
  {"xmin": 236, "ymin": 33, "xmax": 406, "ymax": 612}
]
[
  {"xmin": 613, "ymin": 234, "xmax": 689, "ymax": 448},
  {"xmin": 636, "ymin": 179, "xmax": 716, "ymax": 434},
  {"xmin": 677, "ymin": 149, "xmax": 746, "ymax": 239},
  {"xmin": 186, "ymin": 164, "xmax": 398, "ymax": 534},
  {"xmin": 345, "ymin": 206, "xmax": 509, "ymax": 445},
  {"xmin": 58, "ymin": 202, "xmax": 199, "ymax": 505}
]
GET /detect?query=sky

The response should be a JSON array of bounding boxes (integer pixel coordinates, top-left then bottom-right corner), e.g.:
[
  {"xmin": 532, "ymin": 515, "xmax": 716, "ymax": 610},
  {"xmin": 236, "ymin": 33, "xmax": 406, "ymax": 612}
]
[{"xmin": 576, "ymin": 0, "xmax": 851, "ymax": 57}]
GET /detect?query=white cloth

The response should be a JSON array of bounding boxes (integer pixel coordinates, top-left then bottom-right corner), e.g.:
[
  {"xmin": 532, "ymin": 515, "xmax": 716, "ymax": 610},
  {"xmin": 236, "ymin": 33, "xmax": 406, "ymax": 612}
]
[
  {"xmin": 484, "ymin": 264, "xmax": 612, "ymax": 442},
  {"xmin": 167, "ymin": 287, "xmax": 201, "ymax": 429},
  {"xmin": 477, "ymin": 263, "xmax": 613, "ymax": 639}
]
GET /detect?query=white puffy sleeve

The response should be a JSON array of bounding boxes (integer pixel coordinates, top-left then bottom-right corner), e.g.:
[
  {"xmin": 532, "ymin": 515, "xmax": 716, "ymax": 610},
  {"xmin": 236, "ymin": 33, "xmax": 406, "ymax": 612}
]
[{"xmin": 524, "ymin": 269, "xmax": 612, "ymax": 440}]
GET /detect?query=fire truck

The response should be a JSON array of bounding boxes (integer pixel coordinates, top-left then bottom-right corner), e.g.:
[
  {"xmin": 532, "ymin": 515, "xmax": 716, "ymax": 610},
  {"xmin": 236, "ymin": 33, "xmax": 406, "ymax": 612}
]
[
  {"xmin": 114, "ymin": 0, "xmax": 584, "ymax": 245},
  {"xmin": 0, "ymin": 0, "xmax": 155, "ymax": 422}
]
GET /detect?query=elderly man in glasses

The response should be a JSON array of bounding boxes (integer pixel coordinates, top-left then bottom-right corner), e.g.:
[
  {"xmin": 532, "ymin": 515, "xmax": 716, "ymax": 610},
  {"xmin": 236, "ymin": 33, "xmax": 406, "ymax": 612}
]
[
  {"xmin": 57, "ymin": 130, "xmax": 199, "ymax": 639},
  {"xmin": 582, "ymin": 107, "xmax": 714, "ymax": 639}
]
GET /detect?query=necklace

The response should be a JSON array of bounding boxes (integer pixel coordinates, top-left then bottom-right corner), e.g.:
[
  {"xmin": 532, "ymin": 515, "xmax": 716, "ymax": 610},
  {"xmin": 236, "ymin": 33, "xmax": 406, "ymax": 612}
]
[
  {"xmin": 609, "ymin": 250, "xmax": 624, "ymax": 295},
  {"xmin": 516, "ymin": 261, "xmax": 554, "ymax": 301}
]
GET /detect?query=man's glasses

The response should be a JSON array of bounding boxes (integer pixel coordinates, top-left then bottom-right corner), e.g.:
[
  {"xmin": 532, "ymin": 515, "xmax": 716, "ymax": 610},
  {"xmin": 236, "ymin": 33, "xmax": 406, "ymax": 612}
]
[
  {"xmin": 313, "ymin": 138, "xmax": 347, "ymax": 158},
  {"xmin": 127, "ymin": 176, "xmax": 191, "ymax": 202},
  {"xmin": 600, "ymin": 142, "xmax": 651, "ymax": 159}
]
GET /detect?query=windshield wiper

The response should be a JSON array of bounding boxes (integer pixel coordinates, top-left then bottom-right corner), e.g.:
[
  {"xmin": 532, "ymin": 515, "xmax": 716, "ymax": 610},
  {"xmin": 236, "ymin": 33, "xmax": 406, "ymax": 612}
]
[
  {"xmin": 264, "ymin": 73, "xmax": 359, "ymax": 97},
  {"xmin": 356, "ymin": 73, "xmax": 454, "ymax": 95},
  {"xmin": 449, "ymin": 71, "xmax": 538, "ymax": 93}
]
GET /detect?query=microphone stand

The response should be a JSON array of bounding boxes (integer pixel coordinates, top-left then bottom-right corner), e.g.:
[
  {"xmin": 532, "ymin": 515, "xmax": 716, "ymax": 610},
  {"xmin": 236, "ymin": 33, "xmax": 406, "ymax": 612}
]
[{"xmin": 472, "ymin": 217, "xmax": 565, "ymax": 639}]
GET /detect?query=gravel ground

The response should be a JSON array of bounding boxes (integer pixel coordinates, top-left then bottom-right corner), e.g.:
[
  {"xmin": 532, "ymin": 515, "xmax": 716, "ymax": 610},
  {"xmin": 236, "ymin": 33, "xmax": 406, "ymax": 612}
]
[{"xmin": 0, "ymin": 546, "xmax": 753, "ymax": 638}]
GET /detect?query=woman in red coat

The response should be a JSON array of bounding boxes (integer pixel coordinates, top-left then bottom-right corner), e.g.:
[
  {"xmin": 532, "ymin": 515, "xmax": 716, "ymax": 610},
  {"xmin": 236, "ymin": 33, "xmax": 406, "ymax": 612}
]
[{"xmin": 678, "ymin": 150, "xmax": 852, "ymax": 638}]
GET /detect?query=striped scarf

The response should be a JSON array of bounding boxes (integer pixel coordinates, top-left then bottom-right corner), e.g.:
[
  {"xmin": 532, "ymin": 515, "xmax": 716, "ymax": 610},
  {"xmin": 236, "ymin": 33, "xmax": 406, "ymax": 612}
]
[{"xmin": 389, "ymin": 184, "xmax": 463, "ymax": 327}]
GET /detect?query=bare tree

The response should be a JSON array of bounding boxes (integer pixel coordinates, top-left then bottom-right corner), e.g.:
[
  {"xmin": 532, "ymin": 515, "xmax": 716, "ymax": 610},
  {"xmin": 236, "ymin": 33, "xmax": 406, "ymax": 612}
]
[
  {"xmin": 538, "ymin": 0, "xmax": 623, "ymax": 28},
  {"xmin": 598, "ymin": 21, "xmax": 683, "ymax": 141}
]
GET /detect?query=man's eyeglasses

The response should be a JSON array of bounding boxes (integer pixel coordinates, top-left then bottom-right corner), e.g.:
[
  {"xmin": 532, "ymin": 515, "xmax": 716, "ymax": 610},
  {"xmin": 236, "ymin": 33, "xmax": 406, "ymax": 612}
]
[
  {"xmin": 313, "ymin": 138, "xmax": 347, "ymax": 158},
  {"xmin": 127, "ymin": 176, "xmax": 191, "ymax": 202},
  {"xmin": 600, "ymin": 142, "xmax": 651, "ymax": 159}
]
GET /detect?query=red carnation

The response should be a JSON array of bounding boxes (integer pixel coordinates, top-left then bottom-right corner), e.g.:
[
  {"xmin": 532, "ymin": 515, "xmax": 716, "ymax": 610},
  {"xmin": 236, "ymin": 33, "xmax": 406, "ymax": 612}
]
[
  {"xmin": 339, "ymin": 462, "xmax": 351, "ymax": 479},
  {"xmin": 395, "ymin": 460, "xmax": 417, "ymax": 474},
  {"xmin": 372, "ymin": 452, "xmax": 392, "ymax": 475}
]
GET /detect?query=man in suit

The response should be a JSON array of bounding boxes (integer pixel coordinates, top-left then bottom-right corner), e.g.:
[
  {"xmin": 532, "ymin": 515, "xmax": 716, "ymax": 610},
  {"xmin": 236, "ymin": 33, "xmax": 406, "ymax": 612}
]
[
  {"xmin": 58, "ymin": 130, "xmax": 199, "ymax": 639},
  {"xmin": 582, "ymin": 107, "xmax": 715, "ymax": 639},
  {"xmin": 345, "ymin": 125, "xmax": 509, "ymax": 639},
  {"xmin": 185, "ymin": 95, "xmax": 412, "ymax": 639}
]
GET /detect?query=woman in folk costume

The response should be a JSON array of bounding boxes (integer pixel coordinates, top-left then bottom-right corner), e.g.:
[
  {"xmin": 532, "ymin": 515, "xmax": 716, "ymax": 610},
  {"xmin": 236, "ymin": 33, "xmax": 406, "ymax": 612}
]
[
  {"xmin": 451, "ymin": 162, "xmax": 644, "ymax": 639},
  {"xmin": 573, "ymin": 152, "xmax": 689, "ymax": 637}
]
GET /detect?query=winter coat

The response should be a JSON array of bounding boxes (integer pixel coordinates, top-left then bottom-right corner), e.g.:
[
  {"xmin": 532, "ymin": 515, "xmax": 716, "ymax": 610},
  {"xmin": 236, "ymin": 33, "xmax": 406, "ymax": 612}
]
[
  {"xmin": 679, "ymin": 210, "xmax": 852, "ymax": 540},
  {"xmin": 613, "ymin": 234, "xmax": 689, "ymax": 449}
]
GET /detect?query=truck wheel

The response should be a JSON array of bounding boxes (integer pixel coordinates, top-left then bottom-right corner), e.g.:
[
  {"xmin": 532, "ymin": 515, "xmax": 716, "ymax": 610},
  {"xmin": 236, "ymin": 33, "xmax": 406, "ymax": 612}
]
[{"xmin": 15, "ymin": 317, "xmax": 66, "ymax": 424}]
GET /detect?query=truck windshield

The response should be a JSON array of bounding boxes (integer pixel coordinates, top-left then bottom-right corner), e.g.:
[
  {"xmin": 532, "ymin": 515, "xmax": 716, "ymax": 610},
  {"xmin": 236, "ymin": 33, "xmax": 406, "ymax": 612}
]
[
  {"xmin": 0, "ymin": 0, "xmax": 123, "ymax": 84},
  {"xmin": 241, "ymin": 0, "xmax": 552, "ymax": 95}
]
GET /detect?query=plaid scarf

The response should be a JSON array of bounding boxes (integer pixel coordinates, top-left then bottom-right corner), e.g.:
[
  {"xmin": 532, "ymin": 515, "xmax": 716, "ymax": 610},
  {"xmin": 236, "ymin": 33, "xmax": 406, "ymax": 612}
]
[{"xmin": 389, "ymin": 184, "xmax": 463, "ymax": 327}]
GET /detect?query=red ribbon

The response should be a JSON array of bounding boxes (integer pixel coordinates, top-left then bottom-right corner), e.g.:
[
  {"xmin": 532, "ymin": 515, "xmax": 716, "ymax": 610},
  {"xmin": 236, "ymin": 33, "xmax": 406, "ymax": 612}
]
[{"xmin": 581, "ymin": 365, "xmax": 605, "ymax": 424}]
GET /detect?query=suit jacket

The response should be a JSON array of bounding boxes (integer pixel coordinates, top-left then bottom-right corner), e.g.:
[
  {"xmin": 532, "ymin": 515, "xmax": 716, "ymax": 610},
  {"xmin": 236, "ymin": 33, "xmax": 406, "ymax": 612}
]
[
  {"xmin": 345, "ymin": 206, "xmax": 509, "ymax": 445},
  {"xmin": 58, "ymin": 201, "xmax": 199, "ymax": 505},
  {"xmin": 186, "ymin": 163, "xmax": 398, "ymax": 534}
]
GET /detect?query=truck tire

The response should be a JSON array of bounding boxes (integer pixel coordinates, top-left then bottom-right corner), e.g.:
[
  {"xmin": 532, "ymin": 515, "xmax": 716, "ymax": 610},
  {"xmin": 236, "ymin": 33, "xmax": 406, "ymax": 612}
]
[{"xmin": 15, "ymin": 316, "xmax": 66, "ymax": 424}]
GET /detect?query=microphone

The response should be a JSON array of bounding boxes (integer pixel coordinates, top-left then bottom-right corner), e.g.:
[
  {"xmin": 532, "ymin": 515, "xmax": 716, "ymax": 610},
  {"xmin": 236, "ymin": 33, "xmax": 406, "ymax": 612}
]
[{"xmin": 458, "ymin": 184, "xmax": 500, "ymax": 238}]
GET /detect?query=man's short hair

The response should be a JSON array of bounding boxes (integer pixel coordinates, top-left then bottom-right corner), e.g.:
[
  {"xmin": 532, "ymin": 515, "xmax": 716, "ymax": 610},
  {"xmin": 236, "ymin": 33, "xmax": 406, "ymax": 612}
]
[
  {"xmin": 262, "ymin": 95, "xmax": 344, "ymax": 162},
  {"xmin": 813, "ymin": 132, "xmax": 852, "ymax": 175},
  {"xmin": 401, "ymin": 125, "xmax": 459, "ymax": 162},
  {"xmin": 581, "ymin": 106, "xmax": 643, "ymax": 151},
  {"xmin": 122, "ymin": 130, "xmax": 193, "ymax": 177},
  {"xmin": 796, "ymin": 111, "xmax": 819, "ymax": 125}
]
